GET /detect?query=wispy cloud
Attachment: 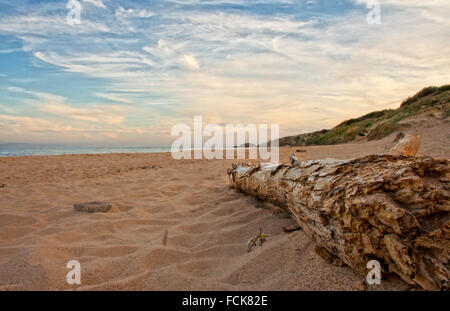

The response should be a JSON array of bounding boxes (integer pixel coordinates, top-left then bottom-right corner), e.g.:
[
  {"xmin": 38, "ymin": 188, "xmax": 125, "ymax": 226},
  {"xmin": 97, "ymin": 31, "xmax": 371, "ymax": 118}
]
[
  {"xmin": 39, "ymin": 102, "xmax": 126, "ymax": 125},
  {"xmin": 6, "ymin": 86, "xmax": 127, "ymax": 125},
  {"xmin": 83, "ymin": 0, "xmax": 107, "ymax": 9},
  {"xmin": 0, "ymin": 15, "xmax": 110, "ymax": 35},
  {"xmin": 94, "ymin": 93, "xmax": 131, "ymax": 103},
  {"xmin": 0, "ymin": 0, "xmax": 449, "ymax": 144},
  {"xmin": 115, "ymin": 6, "xmax": 155, "ymax": 18}
]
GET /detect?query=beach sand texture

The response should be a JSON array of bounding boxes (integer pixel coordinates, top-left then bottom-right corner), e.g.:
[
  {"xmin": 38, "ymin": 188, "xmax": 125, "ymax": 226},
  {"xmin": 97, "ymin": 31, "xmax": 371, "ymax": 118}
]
[{"xmin": 0, "ymin": 124, "xmax": 448, "ymax": 290}]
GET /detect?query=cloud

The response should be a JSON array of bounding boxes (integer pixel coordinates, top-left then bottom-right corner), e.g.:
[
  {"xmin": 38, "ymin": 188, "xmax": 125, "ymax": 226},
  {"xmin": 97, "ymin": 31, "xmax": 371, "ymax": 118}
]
[
  {"xmin": 39, "ymin": 102, "xmax": 126, "ymax": 125},
  {"xmin": 32, "ymin": 4, "xmax": 450, "ymax": 135},
  {"xmin": 143, "ymin": 39, "xmax": 177, "ymax": 58},
  {"xmin": 115, "ymin": 6, "xmax": 156, "ymax": 18},
  {"xmin": 83, "ymin": 0, "xmax": 107, "ymax": 9},
  {"xmin": 94, "ymin": 93, "xmax": 131, "ymax": 103},
  {"xmin": 32, "ymin": 51, "xmax": 154, "ymax": 78},
  {"xmin": 2, "ymin": 1, "xmax": 450, "ymax": 144},
  {"xmin": 0, "ymin": 15, "xmax": 110, "ymax": 36},
  {"xmin": 180, "ymin": 55, "xmax": 200, "ymax": 71},
  {"xmin": 7, "ymin": 86, "xmax": 66, "ymax": 105},
  {"xmin": 353, "ymin": 0, "xmax": 448, "ymax": 7},
  {"xmin": 0, "ymin": 113, "xmax": 75, "ymax": 134},
  {"xmin": 7, "ymin": 86, "xmax": 127, "ymax": 125},
  {"xmin": 168, "ymin": 0, "xmax": 294, "ymax": 4}
]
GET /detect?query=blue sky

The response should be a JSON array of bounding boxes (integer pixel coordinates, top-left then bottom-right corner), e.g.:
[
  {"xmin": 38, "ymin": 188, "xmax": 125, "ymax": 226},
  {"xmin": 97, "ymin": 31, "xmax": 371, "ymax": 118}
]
[{"xmin": 0, "ymin": 0, "xmax": 449, "ymax": 146}]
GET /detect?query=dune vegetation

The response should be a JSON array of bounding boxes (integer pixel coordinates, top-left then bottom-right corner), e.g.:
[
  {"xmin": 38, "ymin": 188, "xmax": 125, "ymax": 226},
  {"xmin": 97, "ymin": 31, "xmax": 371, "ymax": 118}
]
[{"xmin": 278, "ymin": 85, "xmax": 450, "ymax": 147}]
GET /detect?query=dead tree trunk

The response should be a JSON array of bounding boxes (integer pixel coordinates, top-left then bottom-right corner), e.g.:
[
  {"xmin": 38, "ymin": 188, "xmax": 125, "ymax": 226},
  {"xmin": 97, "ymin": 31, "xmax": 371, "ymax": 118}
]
[{"xmin": 227, "ymin": 155, "xmax": 449, "ymax": 290}]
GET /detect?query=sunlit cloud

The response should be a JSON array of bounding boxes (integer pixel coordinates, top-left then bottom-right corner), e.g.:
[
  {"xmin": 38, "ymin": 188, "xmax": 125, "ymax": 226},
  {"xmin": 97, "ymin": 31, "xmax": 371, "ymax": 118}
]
[
  {"xmin": 94, "ymin": 93, "xmax": 131, "ymax": 103},
  {"xmin": 180, "ymin": 55, "xmax": 200, "ymax": 71},
  {"xmin": 0, "ymin": 0, "xmax": 449, "ymax": 145}
]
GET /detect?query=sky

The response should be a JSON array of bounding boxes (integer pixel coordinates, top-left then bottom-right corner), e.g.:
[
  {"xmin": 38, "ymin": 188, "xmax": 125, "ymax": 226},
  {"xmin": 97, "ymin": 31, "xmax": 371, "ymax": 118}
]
[{"xmin": 0, "ymin": 0, "xmax": 449, "ymax": 146}]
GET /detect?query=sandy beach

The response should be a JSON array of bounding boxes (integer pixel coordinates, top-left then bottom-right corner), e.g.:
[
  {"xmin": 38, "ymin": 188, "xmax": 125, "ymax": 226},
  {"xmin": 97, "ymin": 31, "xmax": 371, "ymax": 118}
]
[{"xmin": 0, "ymin": 122, "xmax": 448, "ymax": 291}]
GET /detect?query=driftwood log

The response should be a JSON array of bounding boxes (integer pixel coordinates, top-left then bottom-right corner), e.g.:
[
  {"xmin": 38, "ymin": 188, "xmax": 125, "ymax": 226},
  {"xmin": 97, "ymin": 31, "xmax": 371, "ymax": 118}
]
[{"xmin": 227, "ymin": 155, "xmax": 449, "ymax": 290}]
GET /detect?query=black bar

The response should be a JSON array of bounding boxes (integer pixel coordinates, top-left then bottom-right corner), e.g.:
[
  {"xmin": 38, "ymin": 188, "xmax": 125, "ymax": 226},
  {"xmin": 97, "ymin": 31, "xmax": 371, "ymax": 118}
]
[{"xmin": 0, "ymin": 291, "xmax": 447, "ymax": 310}]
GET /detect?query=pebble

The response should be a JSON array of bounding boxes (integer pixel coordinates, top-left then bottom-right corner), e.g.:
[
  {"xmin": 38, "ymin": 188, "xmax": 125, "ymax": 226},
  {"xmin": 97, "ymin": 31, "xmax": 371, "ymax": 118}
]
[{"xmin": 73, "ymin": 201, "xmax": 111, "ymax": 213}]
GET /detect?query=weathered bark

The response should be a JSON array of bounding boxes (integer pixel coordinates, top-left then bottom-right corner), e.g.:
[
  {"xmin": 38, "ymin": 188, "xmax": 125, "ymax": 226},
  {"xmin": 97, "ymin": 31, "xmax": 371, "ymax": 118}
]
[{"xmin": 227, "ymin": 155, "xmax": 450, "ymax": 290}]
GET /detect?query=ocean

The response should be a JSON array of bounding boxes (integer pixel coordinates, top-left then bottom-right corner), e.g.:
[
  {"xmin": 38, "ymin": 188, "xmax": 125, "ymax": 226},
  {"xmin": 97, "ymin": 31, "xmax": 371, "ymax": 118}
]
[{"xmin": 0, "ymin": 144, "xmax": 172, "ymax": 157}]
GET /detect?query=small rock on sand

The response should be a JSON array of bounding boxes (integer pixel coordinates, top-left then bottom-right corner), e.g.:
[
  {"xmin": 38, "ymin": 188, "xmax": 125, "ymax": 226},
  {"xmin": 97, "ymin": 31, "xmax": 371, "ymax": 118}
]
[{"xmin": 73, "ymin": 202, "xmax": 111, "ymax": 213}]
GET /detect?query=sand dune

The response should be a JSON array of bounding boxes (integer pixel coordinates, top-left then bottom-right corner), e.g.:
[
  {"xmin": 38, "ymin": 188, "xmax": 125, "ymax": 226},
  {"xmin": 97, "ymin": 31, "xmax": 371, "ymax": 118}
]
[{"xmin": 0, "ymin": 123, "xmax": 448, "ymax": 290}]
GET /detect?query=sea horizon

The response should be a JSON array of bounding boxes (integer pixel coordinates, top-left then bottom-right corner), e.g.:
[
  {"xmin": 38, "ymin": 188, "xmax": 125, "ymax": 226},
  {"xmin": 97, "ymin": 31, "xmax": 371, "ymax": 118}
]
[{"xmin": 0, "ymin": 143, "xmax": 172, "ymax": 157}]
